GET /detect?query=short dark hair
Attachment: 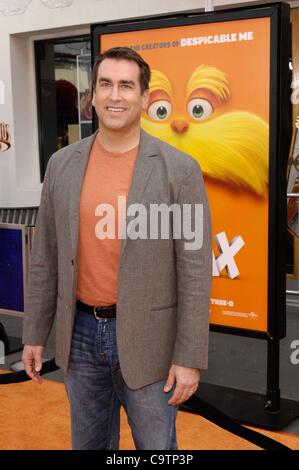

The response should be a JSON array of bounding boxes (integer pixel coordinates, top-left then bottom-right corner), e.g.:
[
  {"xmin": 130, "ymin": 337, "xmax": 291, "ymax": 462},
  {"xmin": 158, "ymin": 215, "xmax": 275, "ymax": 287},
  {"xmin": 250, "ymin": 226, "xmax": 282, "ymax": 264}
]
[{"xmin": 92, "ymin": 46, "xmax": 151, "ymax": 94}]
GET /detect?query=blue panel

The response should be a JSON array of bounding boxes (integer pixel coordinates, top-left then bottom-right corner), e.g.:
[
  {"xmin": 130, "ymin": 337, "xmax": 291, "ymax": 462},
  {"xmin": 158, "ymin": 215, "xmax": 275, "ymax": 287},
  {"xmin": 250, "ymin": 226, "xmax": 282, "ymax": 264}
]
[{"xmin": 0, "ymin": 228, "xmax": 24, "ymax": 311}]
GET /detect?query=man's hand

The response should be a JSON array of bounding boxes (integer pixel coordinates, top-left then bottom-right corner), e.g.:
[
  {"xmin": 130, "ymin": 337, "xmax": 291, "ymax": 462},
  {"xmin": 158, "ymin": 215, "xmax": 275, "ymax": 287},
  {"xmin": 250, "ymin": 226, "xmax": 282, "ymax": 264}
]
[
  {"xmin": 22, "ymin": 345, "xmax": 44, "ymax": 384},
  {"xmin": 164, "ymin": 364, "xmax": 200, "ymax": 405}
]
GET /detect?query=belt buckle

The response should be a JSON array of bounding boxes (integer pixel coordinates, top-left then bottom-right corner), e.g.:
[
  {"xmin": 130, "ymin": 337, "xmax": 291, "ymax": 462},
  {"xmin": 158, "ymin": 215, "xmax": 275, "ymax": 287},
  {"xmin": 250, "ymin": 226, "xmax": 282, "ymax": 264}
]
[{"xmin": 93, "ymin": 305, "xmax": 106, "ymax": 320}]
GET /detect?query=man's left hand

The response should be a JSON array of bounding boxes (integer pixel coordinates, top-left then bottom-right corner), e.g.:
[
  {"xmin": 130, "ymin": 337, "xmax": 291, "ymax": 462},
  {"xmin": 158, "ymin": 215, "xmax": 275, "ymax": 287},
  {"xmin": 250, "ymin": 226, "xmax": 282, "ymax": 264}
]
[{"xmin": 164, "ymin": 364, "xmax": 200, "ymax": 405}]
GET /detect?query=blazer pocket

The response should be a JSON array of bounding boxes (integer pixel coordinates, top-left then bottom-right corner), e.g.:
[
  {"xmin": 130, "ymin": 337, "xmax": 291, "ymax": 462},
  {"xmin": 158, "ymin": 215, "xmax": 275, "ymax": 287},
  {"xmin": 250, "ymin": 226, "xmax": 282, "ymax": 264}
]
[{"xmin": 150, "ymin": 301, "xmax": 177, "ymax": 311}]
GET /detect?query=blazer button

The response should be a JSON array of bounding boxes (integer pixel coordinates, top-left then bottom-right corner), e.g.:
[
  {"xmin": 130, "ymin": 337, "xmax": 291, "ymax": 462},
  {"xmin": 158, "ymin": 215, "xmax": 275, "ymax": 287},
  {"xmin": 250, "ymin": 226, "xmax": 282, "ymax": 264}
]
[{"xmin": 71, "ymin": 259, "xmax": 74, "ymax": 265}]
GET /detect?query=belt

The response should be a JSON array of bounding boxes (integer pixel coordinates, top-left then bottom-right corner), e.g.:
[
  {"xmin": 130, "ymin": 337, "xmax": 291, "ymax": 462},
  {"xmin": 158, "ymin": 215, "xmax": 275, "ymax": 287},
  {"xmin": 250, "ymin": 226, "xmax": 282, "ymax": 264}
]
[{"xmin": 76, "ymin": 300, "xmax": 116, "ymax": 320}]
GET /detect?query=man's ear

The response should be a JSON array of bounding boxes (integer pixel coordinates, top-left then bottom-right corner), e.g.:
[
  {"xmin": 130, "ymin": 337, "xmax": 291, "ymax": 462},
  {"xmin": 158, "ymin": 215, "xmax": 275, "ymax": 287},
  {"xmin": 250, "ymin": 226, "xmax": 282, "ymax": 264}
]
[
  {"xmin": 142, "ymin": 89, "xmax": 149, "ymax": 110},
  {"xmin": 89, "ymin": 80, "xmax": 95, "ymax": 107}
]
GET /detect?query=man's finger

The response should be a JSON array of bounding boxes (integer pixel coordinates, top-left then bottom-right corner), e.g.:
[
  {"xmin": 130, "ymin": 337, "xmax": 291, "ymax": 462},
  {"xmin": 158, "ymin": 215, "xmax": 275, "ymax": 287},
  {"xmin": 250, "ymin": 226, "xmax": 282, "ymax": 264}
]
[
  {"xmin": 176, "ymin": 388, "xmax": 194, "ymax": 405},
  {"xmin": 168, "ymin": 384, "xmax": 184, "ymax": 405},
  {"xmin": 34, "ymin": 360, "xmax": 42, "ymax": 372},
  {"xmin": 31, "ymin": 368, "xmax": 43, "ymax": 384},
  {"xmin": 168, "ymin": 383, "xmax": 198, "ymax": 405},
  {"xmin": 24, "ymin": 365, "xmax": 37, "ymax": 382},
  {"xmin": 32, "ymin": 359, "xmax": 43, "ymax": 383},
  {"xmin": 164, "ymin": 369, "xmax": 175, "ymax": 392},
  {"xmin": 34, "ymin": 373, "xmax": 43, "ymax": 384},
  {"xmin": 24, "ymin": 361, "xmax": 43, "ymax": 383}
]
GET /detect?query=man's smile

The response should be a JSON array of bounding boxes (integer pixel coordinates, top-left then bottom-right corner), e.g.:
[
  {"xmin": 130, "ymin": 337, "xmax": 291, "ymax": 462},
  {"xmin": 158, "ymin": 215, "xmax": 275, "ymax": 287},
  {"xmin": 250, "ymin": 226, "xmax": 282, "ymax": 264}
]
[{"xmin": 106, "ymin": 106, "xmax": 127, "ymax": 113}]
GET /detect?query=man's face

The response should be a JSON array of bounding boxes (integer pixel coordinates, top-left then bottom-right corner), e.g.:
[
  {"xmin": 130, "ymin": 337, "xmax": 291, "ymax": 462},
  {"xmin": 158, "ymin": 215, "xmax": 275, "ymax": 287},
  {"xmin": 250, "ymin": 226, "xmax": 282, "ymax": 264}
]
[{"xmin": 92, "ymin": 58, "xmax": 149, "ymax": 133}]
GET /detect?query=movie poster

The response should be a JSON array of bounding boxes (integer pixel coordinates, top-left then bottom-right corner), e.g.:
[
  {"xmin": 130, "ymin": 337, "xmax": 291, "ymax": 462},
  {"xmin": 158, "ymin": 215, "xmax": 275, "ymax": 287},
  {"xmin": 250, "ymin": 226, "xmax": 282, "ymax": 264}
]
[{"xmin": 99, "ymin": 17, "xmax": 271, "ymax": 333}]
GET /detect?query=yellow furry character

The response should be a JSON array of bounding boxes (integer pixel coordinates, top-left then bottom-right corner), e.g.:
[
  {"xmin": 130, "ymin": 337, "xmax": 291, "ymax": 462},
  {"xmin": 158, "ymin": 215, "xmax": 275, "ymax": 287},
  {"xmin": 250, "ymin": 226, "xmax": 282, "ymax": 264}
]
[{"xmin": 141, "ymin": 65, "xmax": 269, "ymax": 196}]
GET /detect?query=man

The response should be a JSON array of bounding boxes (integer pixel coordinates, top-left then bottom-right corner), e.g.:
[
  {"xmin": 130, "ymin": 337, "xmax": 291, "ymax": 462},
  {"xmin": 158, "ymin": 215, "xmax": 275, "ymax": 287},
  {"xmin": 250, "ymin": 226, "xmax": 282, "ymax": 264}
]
[{"xmin": 22, "ymin": 47, "xmax": 212, "ymax": 450}]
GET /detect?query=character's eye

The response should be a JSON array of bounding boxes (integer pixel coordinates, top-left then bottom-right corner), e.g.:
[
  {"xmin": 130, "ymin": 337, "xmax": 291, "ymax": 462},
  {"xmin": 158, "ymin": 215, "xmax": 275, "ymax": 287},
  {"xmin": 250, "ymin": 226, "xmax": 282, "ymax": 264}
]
[
  {"xmin": 187, "ymin": 98, "xmax": 213, "ymax": 120},
  {"xmin": 147, "ymin": 100, "xmax": 172, "ymax": 121}
]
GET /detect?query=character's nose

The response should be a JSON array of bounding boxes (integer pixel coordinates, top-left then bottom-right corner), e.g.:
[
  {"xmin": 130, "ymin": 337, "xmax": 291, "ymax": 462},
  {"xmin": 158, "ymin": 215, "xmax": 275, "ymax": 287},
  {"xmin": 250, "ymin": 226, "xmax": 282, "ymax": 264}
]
[{"xmin": 171, "ymin": 120, "xmax": 189, "ymax": 134}]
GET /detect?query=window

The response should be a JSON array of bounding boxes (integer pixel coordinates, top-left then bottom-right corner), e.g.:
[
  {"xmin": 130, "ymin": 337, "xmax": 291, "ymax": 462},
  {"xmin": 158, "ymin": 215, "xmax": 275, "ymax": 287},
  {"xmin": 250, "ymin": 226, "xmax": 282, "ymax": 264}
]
[{"xmin": 35, "ymin": 35, "xmax": 93, "ymax": 181}]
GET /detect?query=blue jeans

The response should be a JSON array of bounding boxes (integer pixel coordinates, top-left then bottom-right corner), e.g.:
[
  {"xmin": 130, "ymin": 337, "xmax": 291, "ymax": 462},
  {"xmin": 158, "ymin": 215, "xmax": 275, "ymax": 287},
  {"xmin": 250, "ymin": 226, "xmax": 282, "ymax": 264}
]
[{"xmin": 64, "ymin": 309, "xmax": 179, "ymax": 450}]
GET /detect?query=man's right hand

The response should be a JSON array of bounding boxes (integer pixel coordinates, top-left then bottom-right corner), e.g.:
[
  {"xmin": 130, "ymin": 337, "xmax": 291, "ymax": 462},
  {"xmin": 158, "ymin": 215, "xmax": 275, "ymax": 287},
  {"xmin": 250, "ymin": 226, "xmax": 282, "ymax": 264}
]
[{"xmin": 22, "ymin": 345, "xmax": 44, "ymax": 384}]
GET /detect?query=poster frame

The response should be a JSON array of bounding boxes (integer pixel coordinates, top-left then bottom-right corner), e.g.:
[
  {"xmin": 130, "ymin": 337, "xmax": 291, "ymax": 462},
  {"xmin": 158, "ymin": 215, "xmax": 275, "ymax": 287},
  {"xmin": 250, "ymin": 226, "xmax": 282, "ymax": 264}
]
[{"xmin": 91, "ymin": 2, "xmax": 291, "ymax": 340}]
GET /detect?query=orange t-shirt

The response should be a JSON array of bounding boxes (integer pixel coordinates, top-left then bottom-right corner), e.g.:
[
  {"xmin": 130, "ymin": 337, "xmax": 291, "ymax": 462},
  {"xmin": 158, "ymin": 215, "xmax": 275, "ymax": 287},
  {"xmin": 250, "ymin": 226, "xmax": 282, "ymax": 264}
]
[{"xmin": 76, "ymin": 136, "xmax": 139, "ymax": 306}]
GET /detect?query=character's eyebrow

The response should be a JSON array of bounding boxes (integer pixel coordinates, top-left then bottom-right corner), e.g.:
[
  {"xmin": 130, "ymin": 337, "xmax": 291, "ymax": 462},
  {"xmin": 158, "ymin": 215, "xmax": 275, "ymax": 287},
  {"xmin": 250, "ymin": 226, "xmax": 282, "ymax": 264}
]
[
  {"xmin": 186, "ymin": 65, "xmax": 230, "ymax": 103},
  {"xmin": 98, "ymin": 77, "xmax": 136, "ymax": 87},
  {"xmin": 149, "ymin": 70, "xmax": 172, "ymax": 96}
]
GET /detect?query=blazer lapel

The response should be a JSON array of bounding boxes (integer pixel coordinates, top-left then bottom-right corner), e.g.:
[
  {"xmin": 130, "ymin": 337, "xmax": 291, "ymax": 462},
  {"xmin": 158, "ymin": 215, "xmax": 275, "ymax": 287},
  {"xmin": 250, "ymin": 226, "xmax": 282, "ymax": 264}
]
[
  {"xmin": 69, "ymin": 132, "xmax": 98, "ymax": 259},
  {"xmin": 69, "ymin": 129, "xmax": 158, "ymax": 261},
  {"xmin": 120, "ymin": 129, "xmax": 158, "ymax": 260}
]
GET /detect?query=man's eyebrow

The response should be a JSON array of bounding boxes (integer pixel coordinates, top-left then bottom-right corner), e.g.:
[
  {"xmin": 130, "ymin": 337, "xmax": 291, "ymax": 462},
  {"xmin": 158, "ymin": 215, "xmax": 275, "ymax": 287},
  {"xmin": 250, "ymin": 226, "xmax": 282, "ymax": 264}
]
[
  {"xmin": 119, "ymin": 80, "xmax": 135, "ymax": 86},
  {"xmin": 98, "ymin": 77, "xmax": 136, "ymax": 86},
  {"xmin": 98, "ymin": 77, "xmax": 112, "ymax": 83}
]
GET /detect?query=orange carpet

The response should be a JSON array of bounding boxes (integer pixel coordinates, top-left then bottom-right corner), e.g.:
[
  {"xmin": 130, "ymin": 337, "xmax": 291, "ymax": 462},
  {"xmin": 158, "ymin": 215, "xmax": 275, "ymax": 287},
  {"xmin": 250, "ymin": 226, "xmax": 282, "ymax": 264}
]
[{"xmin": 1, "ymin": 372, "xmax": 299, "ymax": 450}]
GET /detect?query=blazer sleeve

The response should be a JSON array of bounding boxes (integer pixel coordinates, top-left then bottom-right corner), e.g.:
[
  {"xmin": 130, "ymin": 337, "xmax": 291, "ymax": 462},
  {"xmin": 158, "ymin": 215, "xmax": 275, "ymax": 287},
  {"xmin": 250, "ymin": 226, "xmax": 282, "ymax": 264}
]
[
  {"xmin": 22, "ymin": 155, "xmax": 58, "ymax": 347},
  {"xmin": 171, "ymin": 157, "xmax": 212, "ymax": 370}
]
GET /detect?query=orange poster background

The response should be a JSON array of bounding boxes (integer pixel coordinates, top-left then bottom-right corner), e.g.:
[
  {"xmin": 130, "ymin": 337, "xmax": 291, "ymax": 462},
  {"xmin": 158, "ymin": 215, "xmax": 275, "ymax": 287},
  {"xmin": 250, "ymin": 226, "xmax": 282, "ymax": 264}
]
[{"xmin": 100, "ymin": 17, "xmax": 271, "ymax": 333}]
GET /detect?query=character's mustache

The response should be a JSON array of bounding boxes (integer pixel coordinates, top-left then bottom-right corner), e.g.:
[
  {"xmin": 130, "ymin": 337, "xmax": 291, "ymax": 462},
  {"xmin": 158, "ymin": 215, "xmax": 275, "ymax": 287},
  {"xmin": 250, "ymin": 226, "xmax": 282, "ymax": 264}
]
[{"xmin": 141, "ymin": 112, "xmax": 269, "ymax": 196}]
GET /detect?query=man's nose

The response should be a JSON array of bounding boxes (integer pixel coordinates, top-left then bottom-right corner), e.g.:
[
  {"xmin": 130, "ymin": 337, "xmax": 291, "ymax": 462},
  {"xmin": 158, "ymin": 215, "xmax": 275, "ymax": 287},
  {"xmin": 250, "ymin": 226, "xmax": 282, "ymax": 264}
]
[{"xmin": 110, "ymin": 85, "xmax": 121, "ymax": 100}]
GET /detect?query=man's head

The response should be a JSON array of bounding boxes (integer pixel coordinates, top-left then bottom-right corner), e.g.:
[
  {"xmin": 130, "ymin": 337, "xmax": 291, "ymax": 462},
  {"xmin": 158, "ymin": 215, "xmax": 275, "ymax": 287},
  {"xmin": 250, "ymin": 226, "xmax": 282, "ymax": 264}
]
[
  {"xmin": 92, "ymin": 47, "xmax": 151, "ymax": 95},
  {"xmin": 91, "ymin": 47, "xmax": 150, "ymax": 134}
]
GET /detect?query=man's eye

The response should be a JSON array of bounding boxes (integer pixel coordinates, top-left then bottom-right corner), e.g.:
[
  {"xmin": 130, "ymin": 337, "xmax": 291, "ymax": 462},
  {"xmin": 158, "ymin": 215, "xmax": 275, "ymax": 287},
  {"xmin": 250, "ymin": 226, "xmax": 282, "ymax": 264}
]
[
  {"xmin": 100, "ymin": 82, "xmax": 110, "ymax": 87},
  {"xmin": 187, "ymin": 98, "xmax": 213, "ymax": 120},
  {"xmin": 147, "ymin": 100, "xmax": 172, "ymax": 121}
]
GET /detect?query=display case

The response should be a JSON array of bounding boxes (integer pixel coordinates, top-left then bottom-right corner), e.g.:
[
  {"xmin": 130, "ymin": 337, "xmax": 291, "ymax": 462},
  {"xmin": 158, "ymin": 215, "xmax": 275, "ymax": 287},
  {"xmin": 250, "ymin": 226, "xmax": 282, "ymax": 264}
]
[{"xmin": 74, "ymin": 52, "xmax": 93, "ymax": 142}]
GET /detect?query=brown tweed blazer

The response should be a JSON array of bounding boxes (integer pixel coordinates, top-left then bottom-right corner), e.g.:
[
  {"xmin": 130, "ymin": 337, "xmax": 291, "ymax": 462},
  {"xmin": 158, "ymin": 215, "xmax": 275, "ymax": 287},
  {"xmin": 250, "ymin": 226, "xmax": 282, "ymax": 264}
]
[{"xmin": 22, "ymin": 129, "xmax": 212, "ymax": 389}]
